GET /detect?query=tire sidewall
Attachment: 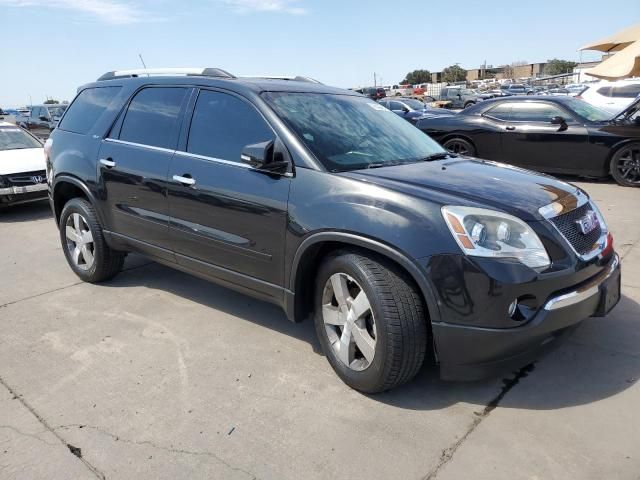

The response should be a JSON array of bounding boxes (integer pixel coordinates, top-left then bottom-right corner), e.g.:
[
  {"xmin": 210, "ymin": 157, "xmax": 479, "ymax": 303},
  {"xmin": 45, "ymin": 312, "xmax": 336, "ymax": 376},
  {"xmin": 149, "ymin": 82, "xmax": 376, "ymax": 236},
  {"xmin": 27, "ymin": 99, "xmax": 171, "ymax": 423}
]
[
  {"xmin": 313, "ymin": 253, "xmax": 390, "ymax": 392},
  {"xmin": 443, "ymin": 138, "xmax": 475, "ymax": 156},
  {"xmin": 59, "ymin": 198, "xmax": 104, "ymax": 282}
]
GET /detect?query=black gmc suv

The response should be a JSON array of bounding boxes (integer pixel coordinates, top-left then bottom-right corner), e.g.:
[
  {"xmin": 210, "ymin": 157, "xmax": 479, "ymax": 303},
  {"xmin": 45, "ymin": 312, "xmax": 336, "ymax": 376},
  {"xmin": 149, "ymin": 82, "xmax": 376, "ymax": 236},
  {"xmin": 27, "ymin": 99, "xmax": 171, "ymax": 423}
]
[{"xmin": 47, "ymin": 68, "xmax": 621, "ymax": 393}]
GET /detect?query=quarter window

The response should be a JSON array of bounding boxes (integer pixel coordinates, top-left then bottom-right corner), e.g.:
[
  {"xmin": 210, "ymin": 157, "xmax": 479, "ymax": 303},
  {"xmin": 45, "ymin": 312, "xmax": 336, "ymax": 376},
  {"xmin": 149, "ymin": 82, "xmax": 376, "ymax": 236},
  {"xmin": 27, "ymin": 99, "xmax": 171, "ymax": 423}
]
[
  {"xmin": 187, "ymin": 90, "xmax": 274, "ymax": 162},
  {"xmin": 610, "ymin": 84, "xmax": 640, "ymax": 98},
  {"xmin": 119, "ymin": 87, "xmax": 188, "ymax": 149}
]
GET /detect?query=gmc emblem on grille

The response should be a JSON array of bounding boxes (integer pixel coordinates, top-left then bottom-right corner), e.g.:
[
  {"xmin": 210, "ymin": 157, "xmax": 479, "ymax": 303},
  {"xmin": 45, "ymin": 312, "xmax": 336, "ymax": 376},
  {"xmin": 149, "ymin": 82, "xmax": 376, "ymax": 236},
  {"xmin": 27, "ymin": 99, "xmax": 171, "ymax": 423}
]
[
  {"xmin": 575, "ymin": 210, "xmax": 599, "ymax": 235},
  {"xmin": 31, "ymin": 175, "xmax": 44, "ymax": 183}
]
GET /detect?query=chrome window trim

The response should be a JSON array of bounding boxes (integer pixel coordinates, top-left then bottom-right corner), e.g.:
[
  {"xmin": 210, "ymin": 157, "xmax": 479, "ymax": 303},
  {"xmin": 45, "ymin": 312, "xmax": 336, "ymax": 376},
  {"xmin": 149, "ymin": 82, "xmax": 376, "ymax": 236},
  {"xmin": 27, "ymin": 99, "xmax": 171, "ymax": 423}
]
[
  {"xmin": 103, "ymin": 138, "xmax": 176, "ymax": 154},
  {"xmin": 174, "ymin": 150, "xmax": 252, "ymax": 169},
  {"xmin": 543, "ymin": 253, "xmax": 619, "ymax": 311}
]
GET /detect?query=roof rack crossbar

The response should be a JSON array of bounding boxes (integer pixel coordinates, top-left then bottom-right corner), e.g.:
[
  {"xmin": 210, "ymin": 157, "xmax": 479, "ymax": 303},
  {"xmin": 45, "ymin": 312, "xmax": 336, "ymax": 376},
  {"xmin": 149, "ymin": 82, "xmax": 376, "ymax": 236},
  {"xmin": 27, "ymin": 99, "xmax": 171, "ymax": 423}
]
[
  {"xmin": 97, "ymin": 67, "xmax": 235, "ymax": 81},
  {"xmin": 242, "ymin": 75, "xmax": 323, "ymax": 84}
]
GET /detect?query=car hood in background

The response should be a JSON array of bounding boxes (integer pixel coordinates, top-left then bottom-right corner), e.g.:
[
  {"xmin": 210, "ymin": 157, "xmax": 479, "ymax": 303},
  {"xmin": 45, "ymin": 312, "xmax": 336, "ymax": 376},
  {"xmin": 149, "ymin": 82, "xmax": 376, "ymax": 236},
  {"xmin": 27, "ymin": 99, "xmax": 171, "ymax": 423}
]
[
  {"xmin": 341, "ymin": 157, "xmax": 578, "ymax": 221},
  {"xmin": 0, "ymin": 148, "xmax": 46, "ymax": 175},
  {"xmin": 416, "ymin": 109, "xmax": 457, "ymax": 120}
]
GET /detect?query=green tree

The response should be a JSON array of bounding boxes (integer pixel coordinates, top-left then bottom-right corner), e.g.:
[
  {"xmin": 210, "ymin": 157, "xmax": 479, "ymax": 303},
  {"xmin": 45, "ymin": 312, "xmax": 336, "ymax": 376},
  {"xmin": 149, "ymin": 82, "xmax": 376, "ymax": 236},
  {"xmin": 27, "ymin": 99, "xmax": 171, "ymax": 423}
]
[
  {"xmin": 544, "ymin": 59, "xmax": 578, "ymax": 76},
  {"xmin": 43, "ymin": 98, "xmax": 60, "ymax": 104},
  {"xmin": 401, "ymin": 69, "xmax": 432, "ymax": 85},
  {"xmin": 442, "ymin": 64, "xmax": 467, "ymax": 83}
]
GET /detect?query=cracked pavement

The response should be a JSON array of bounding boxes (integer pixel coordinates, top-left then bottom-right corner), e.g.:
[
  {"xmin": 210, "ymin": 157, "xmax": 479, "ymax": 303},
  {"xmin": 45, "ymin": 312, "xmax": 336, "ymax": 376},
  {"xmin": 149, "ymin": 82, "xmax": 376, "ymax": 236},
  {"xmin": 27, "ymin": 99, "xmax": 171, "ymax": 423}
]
[{"xmin": 0, "ymin": 179, "xmax": 639, "ymax": 479}]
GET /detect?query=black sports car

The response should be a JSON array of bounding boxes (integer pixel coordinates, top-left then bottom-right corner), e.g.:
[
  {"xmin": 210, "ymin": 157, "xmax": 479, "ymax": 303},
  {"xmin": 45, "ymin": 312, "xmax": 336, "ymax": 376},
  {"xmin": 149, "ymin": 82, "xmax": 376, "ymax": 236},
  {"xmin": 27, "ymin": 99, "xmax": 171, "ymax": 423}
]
[{"xmin": 416, "ymin": 96, "xmax": 640, "ymax": 187}]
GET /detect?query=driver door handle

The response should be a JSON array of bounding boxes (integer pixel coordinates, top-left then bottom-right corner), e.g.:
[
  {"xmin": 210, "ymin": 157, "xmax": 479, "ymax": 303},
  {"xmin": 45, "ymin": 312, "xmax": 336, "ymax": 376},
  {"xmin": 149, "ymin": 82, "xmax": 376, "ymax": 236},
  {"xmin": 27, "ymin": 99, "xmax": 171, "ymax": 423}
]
[
  {"xmin": 505, "ymin": 126, "xmax": 516, "ymax": 131},
  {"xmin": 99, "ymin": 158, "xmax": 116, "ymax": 168},
  {"xmin": 173, "ymin": 174, "xmax": 196, "ymax": 186}
]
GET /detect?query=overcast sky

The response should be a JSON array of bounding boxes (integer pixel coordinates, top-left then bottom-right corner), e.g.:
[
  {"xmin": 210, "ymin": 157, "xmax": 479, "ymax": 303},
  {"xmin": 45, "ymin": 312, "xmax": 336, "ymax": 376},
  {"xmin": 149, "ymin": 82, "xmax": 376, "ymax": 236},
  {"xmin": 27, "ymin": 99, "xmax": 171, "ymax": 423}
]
[{"xmin": 0, "ymin": 0, "xmax": 638, "ymax": 106}]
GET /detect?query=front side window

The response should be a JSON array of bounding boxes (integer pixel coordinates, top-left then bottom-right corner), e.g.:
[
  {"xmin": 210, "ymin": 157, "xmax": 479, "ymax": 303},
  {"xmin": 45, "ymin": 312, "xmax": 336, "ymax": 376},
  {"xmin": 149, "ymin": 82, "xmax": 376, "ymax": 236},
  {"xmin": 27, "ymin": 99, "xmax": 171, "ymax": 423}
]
[
  {"xmin": 509, "ymin": 103, "xmax": 569, "ymax": 122},
  {"xmin": 0, "ymin": 127, "xmax": 42, "ymax": 151},
  {"xmin": 59, "ymin": 87, "xmax": 122, "ymax": 134},
  {"xmin": 187, "ymin": 90, "xmax": 274, "ymax": 162},
  {"xmin": 45, "ymin": 105, "xmax": 67, "ymax": 120},
  {"xmin": 119, "ymin": 87, "xmax": 188, "ymax": 149},
  {"xmin": 263, "ymin": 92, "xmax": 444, "ymax": 172},
  {"xmin": 611, "ymin": 84, "xmax": 640, "ymax": 98},
  {"xmin": 30, "ymin": 107, "xmax": 41, "ymax": 119},
  {"xmin": 389, "ymin": 101, "xmax": 406, "ymax": 111}
]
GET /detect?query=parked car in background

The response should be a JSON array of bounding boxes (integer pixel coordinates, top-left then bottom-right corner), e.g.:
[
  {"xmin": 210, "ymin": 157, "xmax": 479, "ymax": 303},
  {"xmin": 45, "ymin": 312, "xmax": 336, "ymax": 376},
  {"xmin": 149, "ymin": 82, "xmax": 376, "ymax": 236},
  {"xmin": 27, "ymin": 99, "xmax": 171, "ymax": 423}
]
[
  {"xmin": 500, "ymin": 83, "xmax": 534, "ymax": 95},
  {"xmin": 439, "ymin": 86, "xmax": 490, "ymax": 109},
  {"xmin": 417, "ymin": 95, "xmax": 640, "ymax": 187},
  {"xmin": 0, "ymin": 122, "xmax": 47, "ymax": 207},
  {"xmin": 47, "ymin": 67, "xmax": 620, "ymax": 392},
  {"xmin": 378, "ymin": 97, "xmax": 455, "ymax": 124},
  {"xmin": 361, "ymin": 87, "xmax": 386, "ymax": 100},
  {"xmin": 565, "ymin": 83, "xmax": 589, "ymax": 96},
  {"xmin": 17, "ymin": 104, "xmax": 68, "ymax": 139},
  {"xmin": 579, "ymin": 79, "xmax": 640, "ymax": 115}
]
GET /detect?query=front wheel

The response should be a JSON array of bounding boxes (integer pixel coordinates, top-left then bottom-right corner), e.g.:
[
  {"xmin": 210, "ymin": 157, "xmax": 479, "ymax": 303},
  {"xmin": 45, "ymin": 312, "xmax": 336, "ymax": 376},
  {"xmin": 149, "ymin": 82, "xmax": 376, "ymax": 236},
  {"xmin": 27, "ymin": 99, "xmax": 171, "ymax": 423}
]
[
  {"xmin": 59, "ymin": 198, "xmax": 125, "ymax": 282},
  {"xmin": 610, "ymin": 143, "xmax": 640, "ymax": 187},
  {"xmin": 443, "ymin": 137, "xmax": 476, "ymax": 156},
  {"xmin": 314, "ymin": 251, "xmax": 427, "ymax": 393}
]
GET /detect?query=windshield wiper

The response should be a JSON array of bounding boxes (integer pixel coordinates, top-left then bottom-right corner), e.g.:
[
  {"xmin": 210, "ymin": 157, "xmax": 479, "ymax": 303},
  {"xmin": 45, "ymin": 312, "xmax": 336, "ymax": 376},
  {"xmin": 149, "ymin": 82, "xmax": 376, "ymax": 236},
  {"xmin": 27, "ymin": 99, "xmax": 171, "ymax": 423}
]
[
  {"xmin": 421, "ymin": 152, "xmax": 454, "ymax": 161},
  {"xmin": 366, "ymin": 162, "xmax": 386, "ymax": 169}
]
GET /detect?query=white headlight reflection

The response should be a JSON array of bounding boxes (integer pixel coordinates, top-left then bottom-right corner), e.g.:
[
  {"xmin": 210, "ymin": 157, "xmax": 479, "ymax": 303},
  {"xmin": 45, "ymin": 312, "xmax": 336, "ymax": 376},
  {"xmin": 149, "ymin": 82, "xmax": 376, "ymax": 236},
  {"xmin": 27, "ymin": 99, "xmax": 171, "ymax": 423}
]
[{"xmin": 441, "ymin": 206, "xmax": 551, "ymax": 269}]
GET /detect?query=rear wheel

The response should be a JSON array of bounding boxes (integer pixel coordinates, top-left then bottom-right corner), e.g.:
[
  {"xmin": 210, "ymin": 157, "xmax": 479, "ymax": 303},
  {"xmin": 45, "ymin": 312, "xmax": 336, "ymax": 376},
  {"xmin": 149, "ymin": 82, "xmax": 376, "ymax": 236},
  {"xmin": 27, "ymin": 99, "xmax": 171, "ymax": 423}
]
[
  {"xmin": 610, "ymin": 143, "xmax": 640, "ymax": 187},
  {"xmin": 314, "ymin": 250, "xmax": 427, "ymax": 393},
  {"xmin": 463, "ymin": 101, "xmax": 475, "ymax": 109},
  {"xmin": 59, "ymin": 198, "xmax": 125, "ymax": 282},
  {"xmin": 443, "ymin": 137, "xmax": 476, "ymax": 156}
]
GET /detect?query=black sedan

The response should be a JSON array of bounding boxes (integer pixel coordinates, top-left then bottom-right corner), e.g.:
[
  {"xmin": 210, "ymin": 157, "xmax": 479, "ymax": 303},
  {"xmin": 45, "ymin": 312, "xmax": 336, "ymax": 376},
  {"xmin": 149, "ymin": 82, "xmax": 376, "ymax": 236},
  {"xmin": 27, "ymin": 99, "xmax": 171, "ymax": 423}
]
[
  {"xmin": 378, "ymin": 97, "xmax": 455, "ymax": 125},
  {"xmin": 417, "ymin": 96, "xmax": 640, "ymax": 187}
]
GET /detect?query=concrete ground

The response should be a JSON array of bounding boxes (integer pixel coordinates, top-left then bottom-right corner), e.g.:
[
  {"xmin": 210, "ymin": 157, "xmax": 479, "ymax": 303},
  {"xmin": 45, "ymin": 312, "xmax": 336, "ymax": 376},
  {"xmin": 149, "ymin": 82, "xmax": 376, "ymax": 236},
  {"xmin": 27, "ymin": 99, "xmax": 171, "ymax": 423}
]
[{"xmin": 0, "ymin": 179, "xmax": 638, "ymax": 480}]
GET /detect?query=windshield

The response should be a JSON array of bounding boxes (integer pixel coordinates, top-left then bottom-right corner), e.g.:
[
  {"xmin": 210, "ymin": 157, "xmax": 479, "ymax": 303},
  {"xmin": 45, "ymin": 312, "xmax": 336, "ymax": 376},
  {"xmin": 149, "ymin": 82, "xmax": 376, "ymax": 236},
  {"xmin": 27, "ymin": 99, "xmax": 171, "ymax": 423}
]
[
  {"xmin": 46, "ymin": 105, "xmax": 67, "ymax": 119},
  {"xmin": 403, "ymin": 99, "xmax": 426, "ymax": 110},
  {"xmin": 0, "ymin": 127, "xmax": 42, "ymax": 151},
  {"xmin": 459, "ymin": 89, "xmax": 474, "ymax": 95},
  {"xmin": 264, "ymin": 93, "xmax": 444, "ymax": 172},
  {"xmin": 564, "ymin": 98, "xmax": 612, "ymax": 122}
]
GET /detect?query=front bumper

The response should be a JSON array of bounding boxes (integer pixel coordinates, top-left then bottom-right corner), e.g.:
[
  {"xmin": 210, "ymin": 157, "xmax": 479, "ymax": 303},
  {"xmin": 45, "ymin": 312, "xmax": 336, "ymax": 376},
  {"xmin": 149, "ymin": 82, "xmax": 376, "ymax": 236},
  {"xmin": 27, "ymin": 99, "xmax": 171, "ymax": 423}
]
[
  {"xmin": 433, "ymin": 253, "xmax": 621, "ymax": 380},
  {"xmin": 0, "ymin": 183, "xmax": 48, "ymax": 206}
]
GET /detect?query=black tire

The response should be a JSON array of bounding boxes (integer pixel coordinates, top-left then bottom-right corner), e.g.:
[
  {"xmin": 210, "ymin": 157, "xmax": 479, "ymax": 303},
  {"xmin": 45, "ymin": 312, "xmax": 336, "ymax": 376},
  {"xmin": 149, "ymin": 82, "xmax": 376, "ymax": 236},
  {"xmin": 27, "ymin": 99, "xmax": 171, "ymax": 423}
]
[
  {"xmin": 443, "ymin": 137, "xmax": 476, "ymax": 156},
  {"xmin": 463, "ymin": 101, "xmax": 475, "ymax": 109},
  {"xmin": 610, "ymin": 143, "xmax": 640, "ymax": 187},
  {"xmin": 59, "ymin": 198, "xmax": 125, "ymax": 282},
  {"xmin": 313, "ymin": 250, "xmax": 427, "ymax": 393}
]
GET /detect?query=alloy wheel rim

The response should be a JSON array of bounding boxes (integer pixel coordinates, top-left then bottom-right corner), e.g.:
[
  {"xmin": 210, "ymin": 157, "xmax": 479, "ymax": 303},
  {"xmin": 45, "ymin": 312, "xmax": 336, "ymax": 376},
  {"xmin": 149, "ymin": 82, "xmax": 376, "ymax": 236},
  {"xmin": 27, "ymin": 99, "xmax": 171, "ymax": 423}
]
[
  {"xmin": 616, "ymin": 146, "xmax": 640, "ymax": 185},
  {"xmin": 65, "ymin": 213, "xmax": 95, "ymax": 271},
  {"xmin": 445, "ymin": 140, "xmax": 469, "ymax": 155},
  {"xmin": 322, "ymin": 273, "xmax": 376, "ymax": 371}
]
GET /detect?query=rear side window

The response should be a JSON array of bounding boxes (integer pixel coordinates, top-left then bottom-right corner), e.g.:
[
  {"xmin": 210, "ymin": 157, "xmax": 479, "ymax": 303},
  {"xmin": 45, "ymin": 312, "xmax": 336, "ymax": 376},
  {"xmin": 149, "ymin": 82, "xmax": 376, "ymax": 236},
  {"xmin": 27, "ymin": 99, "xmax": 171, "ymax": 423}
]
[
  {"xmin": 596, "ymin": 86, "xmax": 612, "ymax": 97},
  {"xmin": 485, "ymin": 103, "xmax": 513, "ymax": 120},
  {"xmin": 611, "ymin": 84, "xmax": 640, "ymax": 98},
  {"xmin": 59, "ymin": 87, "xmax": 121, "ymax": 134},
  {"xmin": 186, "ymin": 90, "xmax": 274, "ymax": 162},
  {"xmin": 119, "ymin": 87, "xmax": 188, "ymax": 149}
]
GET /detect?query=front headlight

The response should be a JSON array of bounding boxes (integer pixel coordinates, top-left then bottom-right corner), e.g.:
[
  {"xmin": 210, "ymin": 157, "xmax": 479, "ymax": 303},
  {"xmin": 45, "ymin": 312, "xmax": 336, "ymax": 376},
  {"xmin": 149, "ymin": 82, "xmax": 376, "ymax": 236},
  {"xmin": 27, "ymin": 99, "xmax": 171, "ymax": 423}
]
[{"xmin": 442, "ymin": 206, "xmax": 551, "ymax": 269}]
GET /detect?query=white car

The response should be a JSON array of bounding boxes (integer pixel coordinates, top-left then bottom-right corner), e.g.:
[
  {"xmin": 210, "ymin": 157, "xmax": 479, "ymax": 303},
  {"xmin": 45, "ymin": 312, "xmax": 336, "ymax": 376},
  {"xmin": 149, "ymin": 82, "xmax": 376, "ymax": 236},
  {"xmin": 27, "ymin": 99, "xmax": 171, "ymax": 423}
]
[
  {"xmin": 579, "ymin": 79, "xmax": 640, "ymax": 115},
  {"xmin": 0, "ymin": 122, "xmax": 48, "ymax": 208}
]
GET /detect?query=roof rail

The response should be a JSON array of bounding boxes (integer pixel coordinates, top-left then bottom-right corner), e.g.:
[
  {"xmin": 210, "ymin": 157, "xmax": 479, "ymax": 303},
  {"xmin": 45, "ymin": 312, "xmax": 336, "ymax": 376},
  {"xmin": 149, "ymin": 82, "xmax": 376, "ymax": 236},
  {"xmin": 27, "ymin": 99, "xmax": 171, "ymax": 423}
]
[
  {"xmin": 97, "ymin": 68, "xmax": 235, "ymax": 81},
  {"xmin": 244, "ymin": 75, "xmax": 323, "ymax": 84}
]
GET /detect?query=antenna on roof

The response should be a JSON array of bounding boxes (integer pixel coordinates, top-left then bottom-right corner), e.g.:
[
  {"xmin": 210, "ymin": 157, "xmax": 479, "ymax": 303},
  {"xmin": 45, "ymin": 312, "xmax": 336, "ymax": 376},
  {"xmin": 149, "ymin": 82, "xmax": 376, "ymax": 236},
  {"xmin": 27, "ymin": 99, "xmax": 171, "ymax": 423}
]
[{"xmin": 138, "ymin": 54, "xmax": 148, "ymax": 70}]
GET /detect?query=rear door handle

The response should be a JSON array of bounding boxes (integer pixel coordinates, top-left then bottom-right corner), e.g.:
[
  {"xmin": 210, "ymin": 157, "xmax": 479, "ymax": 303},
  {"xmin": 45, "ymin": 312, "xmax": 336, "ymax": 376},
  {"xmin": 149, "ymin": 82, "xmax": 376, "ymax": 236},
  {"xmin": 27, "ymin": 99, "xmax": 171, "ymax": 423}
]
[
  {"xmin": 172, "ymin": 174, "xmax": 196, "ymax": 186},
  {"xmin": 99, "ymin": 158, "xmax": 116, "ymax": 168},
  {"xmin": 505, "ymin": 126, "xmax": 516, "ymax": 131}
]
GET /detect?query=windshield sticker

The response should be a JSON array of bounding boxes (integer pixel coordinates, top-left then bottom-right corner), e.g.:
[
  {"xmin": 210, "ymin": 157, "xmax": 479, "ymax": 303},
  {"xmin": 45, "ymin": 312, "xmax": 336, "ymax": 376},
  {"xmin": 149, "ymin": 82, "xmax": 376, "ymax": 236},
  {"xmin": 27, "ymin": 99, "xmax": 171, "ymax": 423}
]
[{"xmin": 367, "ymin": 103, "xmax": 387, "ymax": 111}]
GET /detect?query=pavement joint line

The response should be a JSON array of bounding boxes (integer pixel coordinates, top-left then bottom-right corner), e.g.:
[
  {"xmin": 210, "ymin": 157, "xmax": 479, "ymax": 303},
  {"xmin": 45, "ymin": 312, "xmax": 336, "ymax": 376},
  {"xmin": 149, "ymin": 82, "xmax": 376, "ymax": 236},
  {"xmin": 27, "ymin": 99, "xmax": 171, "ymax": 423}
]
[
  {"xmin": 0, "ymin": 261, "xmax": 154, "ymax": 310},
  {"xmin": 54, "ymin": 424, "xmax": 258, "ymax": 479},
  {"xmin": 0, "ymin": 425, "xmax": 58, "ymax": 447},
  {"xmin": 421, "ymin": 364, "xmax": 536, "ymax": 480},
  {"xmin": 0, "ymin": 375, "xmax": 106, "ymax": 480}
]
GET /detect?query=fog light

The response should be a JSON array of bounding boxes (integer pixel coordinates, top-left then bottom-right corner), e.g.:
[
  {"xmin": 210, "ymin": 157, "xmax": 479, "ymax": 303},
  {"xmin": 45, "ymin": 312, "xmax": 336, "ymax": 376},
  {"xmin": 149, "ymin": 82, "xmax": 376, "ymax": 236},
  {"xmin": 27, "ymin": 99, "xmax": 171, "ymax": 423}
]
[{"xmin": 508, "ymin": 299, "xmax": 518, "ymax": 317}]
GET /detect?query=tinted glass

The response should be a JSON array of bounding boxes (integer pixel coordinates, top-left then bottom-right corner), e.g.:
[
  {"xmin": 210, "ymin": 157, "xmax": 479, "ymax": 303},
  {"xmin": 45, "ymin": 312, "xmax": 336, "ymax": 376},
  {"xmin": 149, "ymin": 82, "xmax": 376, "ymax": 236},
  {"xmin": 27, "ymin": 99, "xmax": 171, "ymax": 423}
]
[
  {"xmin": 187, "ymin": 90, "xmax": 274, "ymax": 162},
  {"xmin": 389, "ymin": 101, "xmax": 405, "ymax": 111},
  {"xmin": 509, "ymin": 103, "xmax": 567, "ymax": 122},
  {"xmin": 485, "ymin": 103, "xmax": 513, "ymax": 120},
  {"xmin": 30, "ymin": 107, "xmax": 40, "ymax": 118},
  {"xmin": 59, "ymin": 87, "xmax": 121, "ymax": 134},
  {"xmin": 119, "ymin": 87, "xmax": 187, "ymax": 149},
  {"xmin": 611, "ymin": 84, "xmax": 640, "ymax": 98},
  {"xmin": 597, "ymin": 86, "xmax": 612, "ymax": 97},
  {"xmin": 264, "ymin": 92, "xmax": 444, "ymax": 172},
  {"xmin": 0, "ymin": 127, "xmax": 41, "ymax": 151},
  {"xmin": 46, "ymin": 105, "xmax": 67, "ymax": 119},
  {"xmin": 563, "ymin": 97, "xmax": 612, "ymax": 122}
]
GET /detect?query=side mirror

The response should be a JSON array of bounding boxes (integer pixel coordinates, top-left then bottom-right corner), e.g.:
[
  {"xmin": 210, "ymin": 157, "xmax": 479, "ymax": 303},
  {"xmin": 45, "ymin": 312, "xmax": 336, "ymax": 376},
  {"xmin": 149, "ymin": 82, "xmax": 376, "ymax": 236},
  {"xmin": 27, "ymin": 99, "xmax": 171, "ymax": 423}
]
[
  {"xmin": 457, "ymin": 94, "xmax": 462, "ymax": 99},
  {"xmin": 240, "ymin": 139, "xmax": 290, "ymax": 174},
  {"xmin": 402, "ymin": 106, "xmax": 409, "ymax": 113},
  {"xmin": 550, "ymin": 116, "xmax": 568, "ymax": 131}
]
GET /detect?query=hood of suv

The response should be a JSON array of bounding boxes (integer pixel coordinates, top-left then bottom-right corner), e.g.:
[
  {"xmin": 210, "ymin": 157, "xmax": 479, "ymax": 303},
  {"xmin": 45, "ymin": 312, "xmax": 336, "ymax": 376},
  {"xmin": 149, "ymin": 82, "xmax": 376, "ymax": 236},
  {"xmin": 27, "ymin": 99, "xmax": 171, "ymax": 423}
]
[{"xmin": 341, "ymin": 157, "xmax": 577, "ymax": 221}]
